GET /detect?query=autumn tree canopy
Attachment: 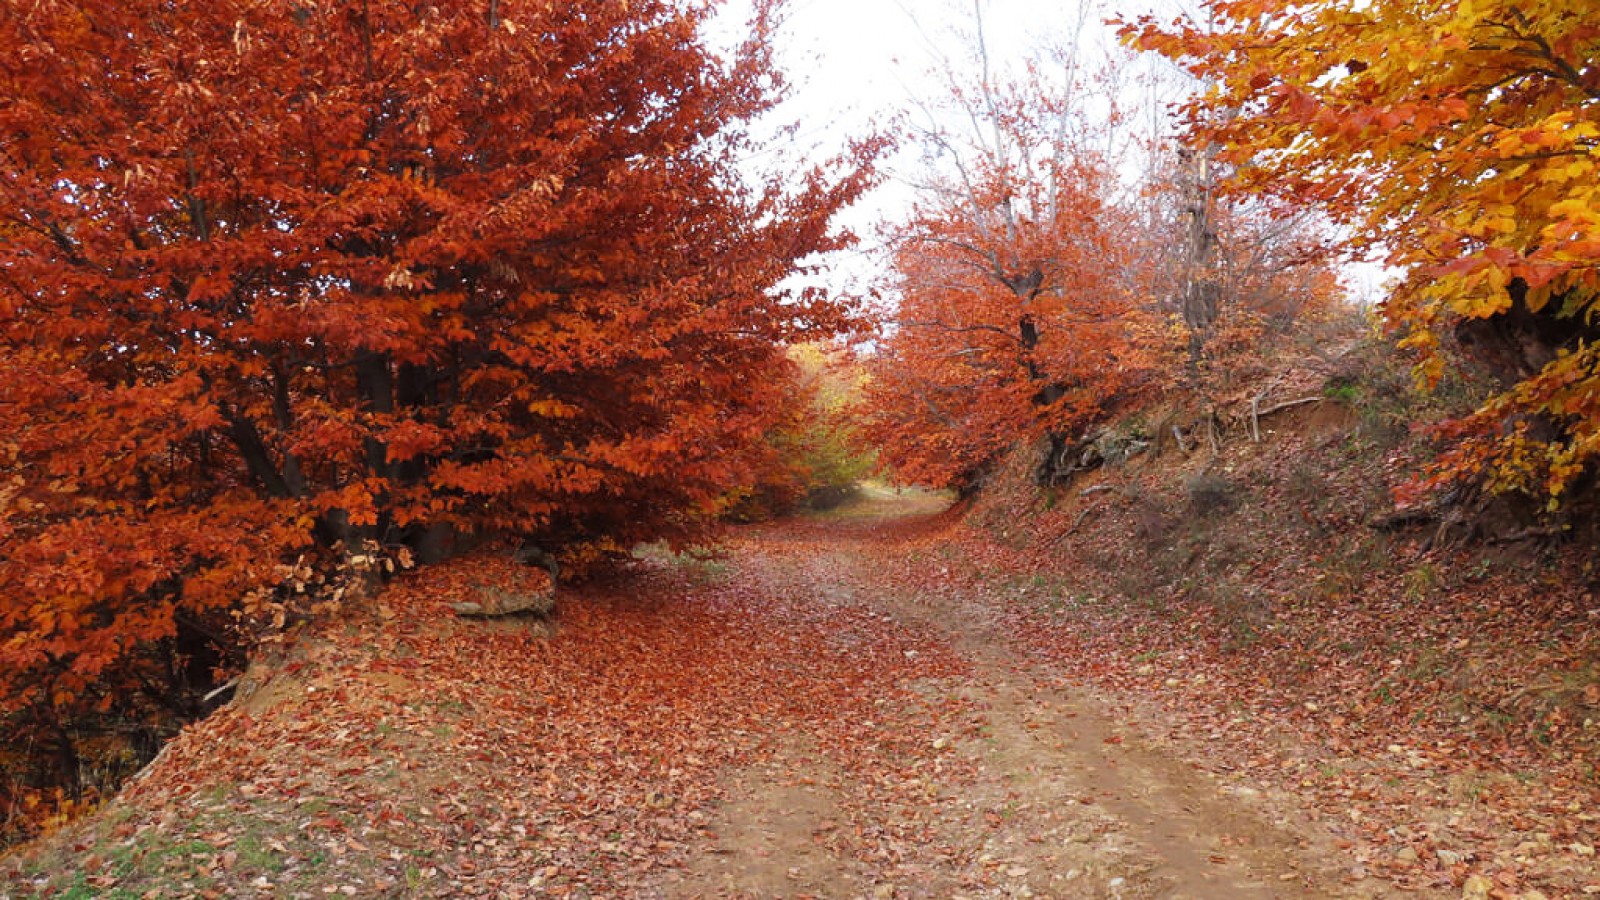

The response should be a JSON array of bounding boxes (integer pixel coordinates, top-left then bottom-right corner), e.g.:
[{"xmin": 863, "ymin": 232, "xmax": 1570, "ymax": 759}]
[
  {"xmin": 863, "ymin": 32, "xmax": 1155, "ymax": 490},
  {"xmin": 1124, "ymin": 0, "xmax": 1600, "ymax": 505},
  {"xmin": 737, "ymin": 343, "xmax": 876, "ymax": 518},
  {"xmin": 0, "ymin": 0, "xmax": 875, "ymax": 774}
]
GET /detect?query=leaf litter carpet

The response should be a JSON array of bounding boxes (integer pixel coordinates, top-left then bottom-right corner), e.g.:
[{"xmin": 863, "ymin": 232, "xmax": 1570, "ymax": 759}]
[{"xmin": 9, "ymin": 491, "xmax": 1559, "ymax": 898}]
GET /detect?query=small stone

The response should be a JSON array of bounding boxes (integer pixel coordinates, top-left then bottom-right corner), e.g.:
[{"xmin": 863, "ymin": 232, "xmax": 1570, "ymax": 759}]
[
  {"xmin": 1006, "ymin": 866, "xmax": 1030, "ymax": 878},
  {"xmin": 874, "ymin": 885, "xmax": 896, "ymax": 899},
  {"xmin": 1573, "ymin": 842, "xmax": 1597, "ymax": 857},
  {"xmin": 1437, "ymin": 850, "xmax": 1463, "ymax": 866},
  {"xmin": 1396, "ymin": 847, "xmax": 1419, "ymax": 863},
  {"xmin": 932, "ymin": 737, "xmax": 950, "ymax": 751},
  {"xmin": 1463, "ymin": 874, "xmax": 1495, "ymax": 899}
]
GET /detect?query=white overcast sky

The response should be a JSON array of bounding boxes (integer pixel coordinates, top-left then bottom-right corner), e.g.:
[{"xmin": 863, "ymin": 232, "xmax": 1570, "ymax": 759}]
[
  {"xmin": 718, "ymin": 0, "xmax": 1160, "ymax": 298},
  {"xmin": 716, "ymin": 0, "xmax": 1395, "ymax": 304}
]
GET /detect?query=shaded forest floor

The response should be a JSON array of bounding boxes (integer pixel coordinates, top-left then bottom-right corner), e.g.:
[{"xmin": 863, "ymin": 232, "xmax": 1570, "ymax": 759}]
[{"xmin": 4, "ymin": 474, "xmax": 1598, "ymax": 898}]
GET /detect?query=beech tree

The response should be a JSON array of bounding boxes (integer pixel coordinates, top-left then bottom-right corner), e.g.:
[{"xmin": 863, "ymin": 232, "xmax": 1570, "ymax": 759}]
[
  {"xmin": 1124, "ymin": 0, "xmax": 1600, "ymax": 505},
  {"xmin": 0, "ymin": 0, "xmax": 874, "ymax": 787},
  {"xmin": 864, "ymin": 179, "xmax": 1149, "ymax": 488},
  {"xmin": 863, "ymin": 12, "xmax": 1155, "ymax": 489},
  {"xmin": 737, "ymin": 344, "xmax": 876, "ymax": 517}
]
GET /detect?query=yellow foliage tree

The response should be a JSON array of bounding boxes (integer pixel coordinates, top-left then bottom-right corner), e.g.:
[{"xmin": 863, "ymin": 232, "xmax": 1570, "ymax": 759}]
[{"xmin": 1125, "ymin": 0, "xmax": 1600, "ymax": 505}]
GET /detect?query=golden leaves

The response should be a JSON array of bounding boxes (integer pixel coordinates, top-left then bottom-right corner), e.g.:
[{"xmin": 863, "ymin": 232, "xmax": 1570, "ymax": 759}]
[{"xmin": 1129, "ymin": 0, "xmax": 1600, "ymax": 504}]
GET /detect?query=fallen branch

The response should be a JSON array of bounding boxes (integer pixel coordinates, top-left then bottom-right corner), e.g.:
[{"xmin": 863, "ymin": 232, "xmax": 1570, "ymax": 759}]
[
  {"xmin": 202, "ymin": 677, "xmax": 240, "ymax": 705},
  {"xmin": 1488, "ymin": 526, "xmax": 1567, "ymax": 545},
  {"xmin": 1047, "ymin": 483, "xmax": 1136, "ymax": 545},
  {"xmin": 1247, "ymin": 372, "xmax": 1290, "ymax": 442},
  {"xmin": 1368, "ymin": 507, "xmax": 1440, "ymax": 531},
  {"xmin": 1051, "ymin": 502, "xmax": 1107, "ymax": 545},
  {"xmin": 1258, "ymin": 396, "xmax": 1325, "ymax": 417},
  {"xmin": 1250, "ymin": 395, "xmax": 1322, "ymax": 442}
]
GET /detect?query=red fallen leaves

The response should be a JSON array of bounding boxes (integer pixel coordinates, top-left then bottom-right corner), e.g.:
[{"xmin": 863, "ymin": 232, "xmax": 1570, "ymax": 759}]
[
  {"xmin": 22, "ymin": 546, "xmax": 965, "ymax": 896},
  {"xmin": 9, "ymin": 469, "xmax": 1596, "ymax": 895}
]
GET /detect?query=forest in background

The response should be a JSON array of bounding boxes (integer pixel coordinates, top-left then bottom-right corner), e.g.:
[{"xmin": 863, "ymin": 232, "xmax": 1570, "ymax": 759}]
[{"xmin": 2, "ymin": 0, "xmax": 1597, "ymax": 857}]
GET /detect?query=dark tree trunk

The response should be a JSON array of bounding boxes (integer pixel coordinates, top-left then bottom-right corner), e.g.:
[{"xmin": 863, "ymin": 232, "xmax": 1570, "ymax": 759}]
[
  {"xmin": 407, "ymin": 521, "xmax": 455, "ymax": 565},
  {"xmin": 227, "ymin": 413, "xmax": 298, "ymax": 498},
  {"xmin": 356, "ymin": 352, "xmax": 395, "ymax": 480},
  {"xmin": 271, "ymin": 364, "xmax": 309, "ymax": 497},
  {"xmin": 1180, "ymin": 146, "xmax": 1220, "ymax": 367}
]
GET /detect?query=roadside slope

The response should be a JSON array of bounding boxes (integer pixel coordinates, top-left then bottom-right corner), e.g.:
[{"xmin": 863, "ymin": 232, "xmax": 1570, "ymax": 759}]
[{"xmin": 906, "ymin": 381, "xmax": 1600, "ymax": 898}]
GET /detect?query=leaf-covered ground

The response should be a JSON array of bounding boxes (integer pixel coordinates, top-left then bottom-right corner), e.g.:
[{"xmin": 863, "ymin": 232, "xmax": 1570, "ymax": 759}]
[
  {"xmin": 927, "ymin": 385, "xmax": 1600, "ymax": 900},
  {"xmin": 4, "ymin": 480, "xmax": 1597, "ymax": 898}
]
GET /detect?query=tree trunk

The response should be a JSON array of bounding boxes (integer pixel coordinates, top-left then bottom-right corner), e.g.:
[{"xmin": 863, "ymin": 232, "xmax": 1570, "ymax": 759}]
[
  {"xmin": 227, "ymin": 412, "xmax": 298, "ymax": 498},
  {"xmin": 1180, "ymin": 146, "xmax": 1220, "ymax": 366},
  {"xmin": 356, "ymin": 352, "xmax": 395, "ymax": 479},
  {"xmin": 271, "ymin": 364, "xmax": 309, "ymax": 497}
]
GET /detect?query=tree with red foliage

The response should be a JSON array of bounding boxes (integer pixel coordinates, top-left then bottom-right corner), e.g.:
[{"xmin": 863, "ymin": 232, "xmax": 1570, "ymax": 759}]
[
  {"xmin": 863, "ymin": 23, "xmax": 1154, "ymax": 489},
  {"xmin": 0, "ymin": 0, "xmax": 875, "ymax": 804}
]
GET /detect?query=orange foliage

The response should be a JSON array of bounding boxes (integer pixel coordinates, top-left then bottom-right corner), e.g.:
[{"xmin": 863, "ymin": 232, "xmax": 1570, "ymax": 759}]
[
  {"xmin": 735, "ymin": 345, "xmax": 875, "ymax": 518},
  {"xmin": 0, "ymin": 0, "xmax": 876, "ymax": 810},
  {"xmin": 861, "ymin": 59, "xmax": 1156, "ymax": 489}
]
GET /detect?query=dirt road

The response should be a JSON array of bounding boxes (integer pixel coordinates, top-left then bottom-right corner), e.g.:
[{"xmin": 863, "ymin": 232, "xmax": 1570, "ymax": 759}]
[
  {"xmin": 5, "ymin": 487, "xmax": 1418, "ymax": 899},
  {"xmin": 655, "ymin": 488, "xmax": 1399, "ymax": 899}
]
